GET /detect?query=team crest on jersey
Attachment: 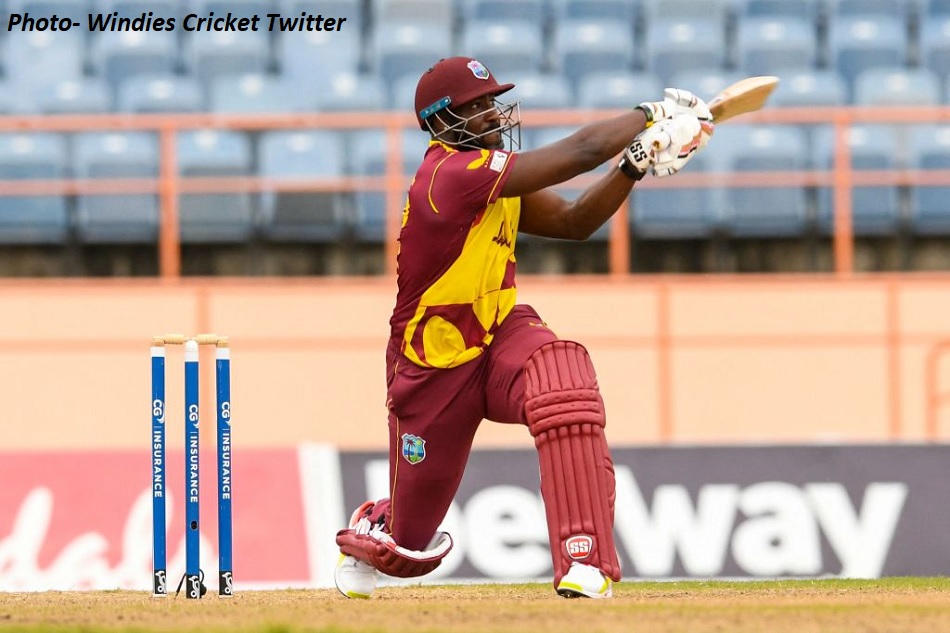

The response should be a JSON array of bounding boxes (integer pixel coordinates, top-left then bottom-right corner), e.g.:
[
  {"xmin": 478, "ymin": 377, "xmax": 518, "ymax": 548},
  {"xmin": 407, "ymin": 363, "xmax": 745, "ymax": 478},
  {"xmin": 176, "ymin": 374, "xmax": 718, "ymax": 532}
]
[
  {"xmin": 401, "ymin": 433, "xmax": 427, "ymax": 464},
  {"xmin": 467, "ymin": 60, "xmax": 490, "ymax": 80}
]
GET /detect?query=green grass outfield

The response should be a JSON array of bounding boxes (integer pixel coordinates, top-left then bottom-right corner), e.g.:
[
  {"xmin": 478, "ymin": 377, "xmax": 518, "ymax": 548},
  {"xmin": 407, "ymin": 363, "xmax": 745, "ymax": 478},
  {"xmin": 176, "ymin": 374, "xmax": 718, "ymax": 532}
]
[{"xmin": 2, "ymin": 578, "xmax": 949, "ymax": 633}]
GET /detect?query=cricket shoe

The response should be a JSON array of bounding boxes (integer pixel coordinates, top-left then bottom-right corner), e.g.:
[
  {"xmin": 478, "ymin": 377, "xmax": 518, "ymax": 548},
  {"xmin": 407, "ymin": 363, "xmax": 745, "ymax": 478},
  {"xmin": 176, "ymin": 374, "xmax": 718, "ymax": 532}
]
[
  {"xmin": 334, "ymin": 501, "xmax": 380, "ymax": 599},
  {"xmin": 555, "ymin": 562, "xmax": 613, "ymax": 599}
]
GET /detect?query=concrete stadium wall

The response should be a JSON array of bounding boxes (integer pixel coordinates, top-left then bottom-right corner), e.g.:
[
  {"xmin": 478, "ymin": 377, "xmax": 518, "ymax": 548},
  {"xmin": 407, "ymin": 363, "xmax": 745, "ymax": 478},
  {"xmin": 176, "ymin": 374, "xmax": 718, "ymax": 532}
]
[{"xmin": 2, "ymin": 274, "xmax": 950, "ymax": 452}]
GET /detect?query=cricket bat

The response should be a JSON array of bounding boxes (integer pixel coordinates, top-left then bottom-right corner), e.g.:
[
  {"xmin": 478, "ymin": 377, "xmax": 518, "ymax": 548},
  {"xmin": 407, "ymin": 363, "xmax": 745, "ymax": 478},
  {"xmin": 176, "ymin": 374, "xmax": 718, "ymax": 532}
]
[{"xmin": 708, "ymin": 76, "xmax": 780, "ymax": 124}]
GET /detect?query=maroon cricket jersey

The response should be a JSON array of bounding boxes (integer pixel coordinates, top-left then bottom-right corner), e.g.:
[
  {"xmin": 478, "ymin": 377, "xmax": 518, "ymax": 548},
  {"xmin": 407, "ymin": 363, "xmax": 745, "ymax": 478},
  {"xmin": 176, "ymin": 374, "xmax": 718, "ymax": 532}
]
[{"xmin": 389, "ymin": 140, "xmax": 520, "ymax": 369}]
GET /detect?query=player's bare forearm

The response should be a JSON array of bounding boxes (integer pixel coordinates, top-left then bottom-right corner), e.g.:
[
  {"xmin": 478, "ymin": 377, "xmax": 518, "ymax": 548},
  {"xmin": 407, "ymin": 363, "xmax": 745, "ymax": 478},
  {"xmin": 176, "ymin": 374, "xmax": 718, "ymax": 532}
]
[
  {"xmin": 519, "ymin": 168, "xmax": 636, "ymax": 240},
  {"xmin": 502, "ymin": 110, "xmax": 649, "ymax": 197}
]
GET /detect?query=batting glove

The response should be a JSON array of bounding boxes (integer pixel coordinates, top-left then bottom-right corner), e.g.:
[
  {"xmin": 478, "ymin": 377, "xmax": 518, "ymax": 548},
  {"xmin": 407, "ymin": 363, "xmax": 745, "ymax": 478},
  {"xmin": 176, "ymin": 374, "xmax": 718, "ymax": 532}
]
[
  {"xmin": 637, "ymin": 88, "xmax": 714, "ymax": 130},
  {"xmin": 652, "ymin": 113, "xmax": 709, "ymax": 178}
]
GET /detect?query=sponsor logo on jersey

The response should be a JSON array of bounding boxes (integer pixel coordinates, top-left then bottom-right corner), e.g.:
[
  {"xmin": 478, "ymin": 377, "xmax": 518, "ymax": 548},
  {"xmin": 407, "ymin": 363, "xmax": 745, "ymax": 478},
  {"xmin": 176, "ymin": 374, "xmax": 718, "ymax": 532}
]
[
  {"xmin": 488, "ymin": 150, "xmax": 508, "ymax": 173},
  {"xmin": 401, "ymin": 433, "xmax": 427, "ymax": 464}
]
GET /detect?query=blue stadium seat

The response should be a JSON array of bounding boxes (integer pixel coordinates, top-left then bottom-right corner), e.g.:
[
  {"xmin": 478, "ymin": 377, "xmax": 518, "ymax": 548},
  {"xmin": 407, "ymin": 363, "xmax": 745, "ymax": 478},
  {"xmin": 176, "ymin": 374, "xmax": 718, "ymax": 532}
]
[
  {"xmin": 768, "ymin": 70, "xmax": 847, "ymax": 107},
  {"xmin": 576, "ymin": 72, "xmax": 663, "ymax": 110},
  {"xmin": 275, "ymin": 0, "xmax": 363, "ymax": 32},
  {"xmin": 90, "ymin": 31, "xmax": 179, "ymax": 87},
  {"xmin": 908, "ymin": 125, "xmax": 950, "ymax": 235},
  {"xmin": 461, "ymin": 0, "xmax": 547, "ymax": 22},
  {"xmin": 504, "ymin": 73, "xmax": 574, "ymax": 110},
  {"xmin": 374, "ymin": 0, "xmax": 454, "ymax": 30},
  {"xmin": 184, "ymin": 30, "xmax": 271, "ymax": 86},
  {"xmin": 391, "ymin": 73, "xmax": 424, "ymax": 113},
  {"xmin": 459, "ymin": 20, "xmax": 545, "ymax": 77},
  {"xmin": 73, "ymin": 132, "xmax": 160, "ymax": 243},
  {"xmin": 33, "ymin": 78, "xmax": 113, "ymax": 114},
  {"xmin": 2, "ymin": 31, "xmax": 84, "ymax": 91},
  {"xmin": 116, "ymin": 74, "xmax": 205, "ymax": 113},
  {"xmin": 642, "ymin": 0, "xmax": 732, "ymax": 25},
  {"xmin": 920, "ymin": 17, "xmax": 950, "ymax": 79},
  {"xmin": 277, "ymin": 27, "xmax": 361, "ymax": 83},
  {"xmin": 551, "ymin": 0, "xmax": 639, "ymax": 22},
  {"xmin": 828, "ymin": 16, "xmax": 908, "ymax": 97},
  {"xmin": 740, "ymin": 0, "xmax": 821, "ymax": 19},
  {"xmin": 925, "ymin": 0, "xmax": 950, "ymax": 16},
  {"xmin": 194, "ymin": 0, "xmax": 271, "ymax": 20},
  {"xmin": 258, "ymin": 130, "xmax": 350, "ymax": 243},
  {"xmin": 825, "ymin": 0, "xmax": 911, "ymax": 19},
  {"xmin": 553, "ymin": 19, "xmax": 635, "ymax": 88},
  {"xmin": 0, "ymin": 133, "xmax": 69, "ymax": 244},
  {"xmin": 10, "ymin": 0, "xmax": 88, "ymax": 23},
  {"xmin": 715, "ymin": 125, "xmax": 811, "ymax": 238},
  {"xmin": 814, "ymin": 125, "xmax": 903, "ymax": 236},
  {"xmin": 631, "ymin": 153, "xmax": 717, "ymax": 239},
  {"xmin": 853, "ymin": 67, "xmax": 941, "ymax": 106},
  {"xmin": 177, "ymin": 131, "xmax": 255, "ymax": 243},
  {"xmin": 645, "ymin": 19, "xmax": 727, "ymax": 85},
  {"xmin": 314, "ymin": 73, "xmax": 386, "ymax": 112},
  {"xmin": 668, "ymin": 69, "xmax": 744, "ymax": 106},
  {"xmin": 350, "ymin": 129, "xmax": 429, "ymax": 242},
  {"xmin": 96, "ymin": 0, "xmax": 179, "ymax": 19},
  {"xmin": 371, "ymin": 20, "xmax": 452, "ymax": 88},
  {"xmin": 0, "ymin": 81, "xmax": 28, "ymax": 114},
  {"xmin": 735, "ymin": 17, "xmax": 817, "ymax": 76},
  {"xmin": 209, "ymin": 73, "xmax": 297, "ymax": 113}
]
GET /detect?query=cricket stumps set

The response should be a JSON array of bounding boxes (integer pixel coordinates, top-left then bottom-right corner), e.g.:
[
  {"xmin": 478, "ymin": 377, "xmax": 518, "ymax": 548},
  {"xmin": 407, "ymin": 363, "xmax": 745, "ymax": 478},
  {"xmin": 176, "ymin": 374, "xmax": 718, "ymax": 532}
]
[{"xmin": 151, "ymin": 333, "xmax": 233, "ymax": 599}]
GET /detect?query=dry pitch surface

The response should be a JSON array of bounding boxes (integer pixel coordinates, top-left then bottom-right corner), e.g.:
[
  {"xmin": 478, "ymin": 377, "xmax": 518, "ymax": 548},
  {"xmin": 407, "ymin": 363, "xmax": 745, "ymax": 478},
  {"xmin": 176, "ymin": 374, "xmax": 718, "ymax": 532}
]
[{"xmin": 2, "ymin": 579, "xmax": 950, "ymax": 633}]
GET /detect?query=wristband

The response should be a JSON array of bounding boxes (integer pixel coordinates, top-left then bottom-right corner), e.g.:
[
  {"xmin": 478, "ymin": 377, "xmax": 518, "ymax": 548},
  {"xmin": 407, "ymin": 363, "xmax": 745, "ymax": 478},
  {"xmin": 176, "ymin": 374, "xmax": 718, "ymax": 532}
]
[{"xmin": 617, "ymin": 156, "xmax": 646, "ymax": 181}]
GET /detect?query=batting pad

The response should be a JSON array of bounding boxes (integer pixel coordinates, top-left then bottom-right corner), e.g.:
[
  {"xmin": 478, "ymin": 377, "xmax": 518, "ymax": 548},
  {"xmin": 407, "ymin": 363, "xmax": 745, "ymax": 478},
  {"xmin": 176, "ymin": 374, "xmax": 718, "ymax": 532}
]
[
  {"xmin": 524, "ymin": 341, "xmax": 621, "ymax": 584},
  {"xmin": 337, "ymin": 528, "xmax": 453, "ymax": 579}
]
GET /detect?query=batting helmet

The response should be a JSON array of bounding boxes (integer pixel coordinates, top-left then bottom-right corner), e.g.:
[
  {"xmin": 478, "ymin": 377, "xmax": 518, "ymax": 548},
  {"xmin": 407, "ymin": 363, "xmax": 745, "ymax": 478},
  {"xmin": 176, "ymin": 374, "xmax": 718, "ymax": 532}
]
[{"xmin": 414, "ymin": 57, "xmax": 515, "ymax": 130}]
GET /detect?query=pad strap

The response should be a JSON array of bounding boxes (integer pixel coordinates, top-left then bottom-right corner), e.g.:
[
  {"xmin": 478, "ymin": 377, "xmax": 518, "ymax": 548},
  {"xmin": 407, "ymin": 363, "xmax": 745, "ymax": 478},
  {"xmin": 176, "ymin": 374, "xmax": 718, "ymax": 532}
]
[
  {"xmin": 336, "ymin": 528, "xmax": 453, "ymax": 579},
  {"xmin": 525, "ymin": 341, "xmax": 621, "ymax": 585}
]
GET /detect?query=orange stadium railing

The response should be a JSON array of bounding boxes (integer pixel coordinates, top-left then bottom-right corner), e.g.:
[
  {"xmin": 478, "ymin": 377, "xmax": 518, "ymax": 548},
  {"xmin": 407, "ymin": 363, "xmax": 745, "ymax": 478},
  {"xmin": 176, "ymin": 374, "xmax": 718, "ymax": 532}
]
[{"xmin": 0, "ymin": 106, "xmax": 948, "ymax": 278}]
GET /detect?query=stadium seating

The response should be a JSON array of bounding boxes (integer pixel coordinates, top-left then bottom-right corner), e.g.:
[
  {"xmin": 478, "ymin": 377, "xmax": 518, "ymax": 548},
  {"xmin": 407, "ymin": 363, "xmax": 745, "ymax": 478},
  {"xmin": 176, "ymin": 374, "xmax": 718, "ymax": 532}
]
[
  {"xmin": 33, "ymin": 78, "xmax": 114, "ymax": 115},
  {"xmin": 813, "ymin": 125, "xmax": 903, "ymax": 236},
  {"xmin": 920, "ymin": 17, "xmax": 950, "ymax": 80},
  {"xmin": 668, "ymin": 70, "xmax": 744, "ymax": 105},
  {"xmin": 258, "ymin": 130, "xmax": 351, "ymax": 243},
  {"xmin": 116, "ymin": 74, "xmax": 205, "ymax": 113},
  {"xmin": 827, "ymin": 16, "xmax": 908, "ymax": 96},
  {"xmin": 374, "ymin": 0, "xmax": 454, "ymax": 30},
  {"xmin": 768, "ymin": 70, "xmax": 848, "ymax": 107},
  {"xmin": 459, "ymin": 19, "xmax": 545, "ymax": 77},
  {"xmin": 275, "ymin": 0, "xmax": 363, "ymax": 32},
  {"xmin": 460, "ymin": 0, "xmax": 547, "ymax": 22},
  {"xmin": 371, "ymin": 20, "xmax": 452, "ymax": 88},
  {"xmin": 98, "ymin": 0, "xmax": 180, "ymax": 19},
  {"xmin": 11, "ymin": 0, "xmax": 88, "ymax": 23},
  {"xmin": 550, "ymin": 0, "xmax": 639, "ymax": 22},
  {"xmin": 209, "ymin": 74, "xmax": 297, "ymax": 114},
  {"xmin": 740, "ymin": 0, "xmax": 821, "ymax": 19},
  {"xmin": 350, "ymin": 129, "xmax": 429, "ymax": 242},
  {"xmin": 277, "ymin": 27, "xmax": 362, "ymax": 83},
  {"xmin": 645, "ymin": 19, "xmax": 727, "ymax": 86},
  {"xmin": 194, "ymin": 0, "xmax": 271, "ymax": 20},
  {"xmin": 72, "ymin": 132, "xmax": 160, "ymax": 244},
  {"xmin": 89, "ymin": 31, "xmax": 179, "ymax": 88},
  {"xmin": 908, "ymin": 125, "xmax": 950, "ymax": 235},
  {"xmin": 641, "ymin": 0, "xmax": 731, "ymax": 25},
  {"xmin": 176, "ymin": 130, "xmax": 255, "ymax": 243},
  {"xmin": 3, "ymin": 31, "xmax": 84, "ymax": 93},
  {"xmin": 313, "ymin": 73, "xmax": 387, "ymax": 112},
  {"xmin": 715, "ymin": 125, "xmax": 811, "ymax": 238},
  {"xmin": 735, "ymin": 17, "xmax": 818, "ymax": 77},
  {"xmin": 925, "ymin": 0, "xmax": 950, "ymax": 16},
  {"xmin": 184, "ymin": 30, "xmax": 271, "ymax": 87},
  {"xmin": 0, "ymin": 133, "xmax": 70, "ymax": 244},
  {"xmin": 631, "ymin": 153, "xmax": 718, "ymax": 239},
  {"xmin": 576, "ymin": 72, "xmax": 663, "ymax": 110},
  {"xmin": 504, "ymin": 73, "xmax": 574, "ymax": 110},
  {"xmin": 825, "ymin": 0, "xmax": 912, "ymax": 19},
  {"xmin": 852, "ymin": 67, "xmax": 941, "ymax": 106},
  {"xmin": 553, "ymin": 19, "xmax": 636, "ymax": 89}
]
